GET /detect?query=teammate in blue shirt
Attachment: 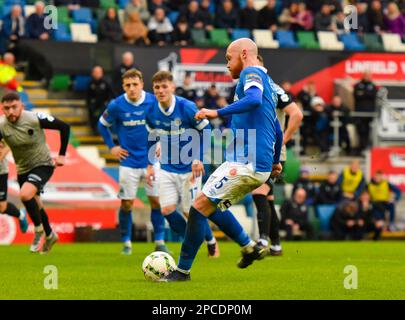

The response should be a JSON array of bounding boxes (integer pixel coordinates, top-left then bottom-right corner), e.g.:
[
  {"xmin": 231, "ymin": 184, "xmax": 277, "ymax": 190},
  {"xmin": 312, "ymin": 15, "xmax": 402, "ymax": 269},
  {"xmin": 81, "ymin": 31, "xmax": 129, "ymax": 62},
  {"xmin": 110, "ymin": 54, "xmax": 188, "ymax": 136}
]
[
  {"xmin": 145, "ymin": 70, "xmax": 219, "ymax": 258},
  {"xmin": 162, "ymin": 38, "xmax": 283, "ymax": 281},
  {"xmin": 98, "ymin": 69, "xmax": 168, "ymax": 255}
]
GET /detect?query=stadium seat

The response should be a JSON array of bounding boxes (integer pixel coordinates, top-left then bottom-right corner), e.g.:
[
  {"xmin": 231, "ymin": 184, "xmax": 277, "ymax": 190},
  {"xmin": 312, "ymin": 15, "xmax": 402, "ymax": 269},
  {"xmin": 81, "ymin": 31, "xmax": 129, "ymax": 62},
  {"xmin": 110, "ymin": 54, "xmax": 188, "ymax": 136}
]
[
  {"xmin": 118, "ymin": 0, "xmax": 129, "ymax": 9},
  {"xmin": 362, "ymin": 33, "xmax": 384, "ymax": 51},
  {"xmin": 339, "ymin": 33, "xmax": 365, "ymax": 51},
  {"xmin": 315, "ymin": 205, "xmax": 336, "ymax": 232},
  {"xmin": 70, "ymin": 23, "xmax": 98, "ymax": 43},
  {"xmin": 381, "ymin": 33, "xmax": 405, "ymax": 52},
  {"xmin": 191, "ymin": 29, "xmax": 211, "ymax": 46},
  {"xmin": 296, "ymin": 31, "xmax": 320, "ymax": 49},
  {"xmin": 73, "ymin": 75, "xmax": 92, "ymax": 92},
  {"xmin": 275, "ymin": 30, "xmax": 299, "ymax": 48},
  {"xmin": 252, "ymin": 29, "xmax": 279, "ymax": 48},
  {"xmin": 231, "ymin": 28, "xmax": 251, "ymax": 41},
  {"xmin": 19, "ymin": 91, "xmax": 33, "ymax": 110},
  {"xmin": 72, "ymin": 8, "xmax": 93, "ymax": 24},
  {"xmin": 49, "ymin": 74, "xmax": 71, "ymax": 91},
  {"xmin": 167, "ymin": 11, "xmax": 179, "ymax": 25},
  {"xmin": 52, "ymin": 22, "xmax": 72, "ymax": 41},
  {"xmin": 100, "ymin": 0, "xmax": 118, "ymax": 9},
  {"xmin": 317, "ymin": 31, "xmax": 344, "ymax": 50},
  {"xmin": 57, "ymin": 6, "xmax": 71, "ymax": 24},
  {"xmin": 209, "ymin": 29, "xmax": 231, "ymax": 47}
]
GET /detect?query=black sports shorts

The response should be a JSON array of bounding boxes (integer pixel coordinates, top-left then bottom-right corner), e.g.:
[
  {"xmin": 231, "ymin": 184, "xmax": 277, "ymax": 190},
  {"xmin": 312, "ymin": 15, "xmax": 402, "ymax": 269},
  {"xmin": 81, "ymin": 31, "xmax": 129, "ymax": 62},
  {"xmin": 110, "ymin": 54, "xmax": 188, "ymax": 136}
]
[{"xmin": 17, "ymin": 166, "xmax": 54, "ymax": 195}]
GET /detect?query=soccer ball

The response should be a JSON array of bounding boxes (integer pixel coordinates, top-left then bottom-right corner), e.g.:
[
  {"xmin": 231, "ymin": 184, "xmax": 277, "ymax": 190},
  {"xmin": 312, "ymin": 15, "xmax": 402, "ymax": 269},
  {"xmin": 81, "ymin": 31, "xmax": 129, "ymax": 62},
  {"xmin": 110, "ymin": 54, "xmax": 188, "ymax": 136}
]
[{"xmin": 142, "ymin": 251, "xmax": 176, "ymax": 281}]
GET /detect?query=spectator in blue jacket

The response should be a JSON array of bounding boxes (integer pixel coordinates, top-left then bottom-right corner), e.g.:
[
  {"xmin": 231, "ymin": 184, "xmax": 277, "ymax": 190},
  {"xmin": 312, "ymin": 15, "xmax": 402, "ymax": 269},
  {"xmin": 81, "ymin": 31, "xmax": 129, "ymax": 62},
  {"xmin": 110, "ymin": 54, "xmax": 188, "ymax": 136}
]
[
  {"xmin": 0, "ymin": 5, "xmax": 25, "ymax": 54},
  {"xmin": 26, "ymin": 1, "xmax": 51, "ymax": 40}
]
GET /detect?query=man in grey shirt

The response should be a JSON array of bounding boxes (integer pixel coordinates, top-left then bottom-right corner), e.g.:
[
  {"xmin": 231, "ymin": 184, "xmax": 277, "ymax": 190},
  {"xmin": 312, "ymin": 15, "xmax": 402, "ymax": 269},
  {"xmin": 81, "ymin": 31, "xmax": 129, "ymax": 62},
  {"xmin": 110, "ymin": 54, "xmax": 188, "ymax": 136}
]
[{"xmin": 0, "ymin": 92, "xmax": 70, "ymax": 253}]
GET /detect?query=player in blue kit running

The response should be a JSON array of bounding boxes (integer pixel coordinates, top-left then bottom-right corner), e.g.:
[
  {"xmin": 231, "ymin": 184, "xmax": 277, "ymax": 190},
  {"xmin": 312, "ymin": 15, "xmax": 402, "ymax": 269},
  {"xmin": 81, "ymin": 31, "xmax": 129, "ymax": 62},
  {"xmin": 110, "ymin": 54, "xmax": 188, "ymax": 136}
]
[
  {"xmin": 98, "ymin": 69, "xmax": 169, "ymax": 255},
  {"xmin": 161, "ymin": 38, "xmax": 284, "ymax": 281},
  {"xmin": 145, "ymin": 70, "xmax": 219, "ymax": 258}
]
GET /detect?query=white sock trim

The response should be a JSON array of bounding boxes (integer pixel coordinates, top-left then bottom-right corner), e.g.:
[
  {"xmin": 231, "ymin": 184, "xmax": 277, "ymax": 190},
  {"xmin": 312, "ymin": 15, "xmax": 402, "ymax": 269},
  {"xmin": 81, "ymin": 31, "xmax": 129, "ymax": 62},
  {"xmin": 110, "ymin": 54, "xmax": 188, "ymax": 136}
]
[
  {"xmin": 206, "ymin": 238, "xmax": 216, "ymax": 245},
  {"xmin": 176, "ymin": 267, "xmax": 190, "ymax": 274}
]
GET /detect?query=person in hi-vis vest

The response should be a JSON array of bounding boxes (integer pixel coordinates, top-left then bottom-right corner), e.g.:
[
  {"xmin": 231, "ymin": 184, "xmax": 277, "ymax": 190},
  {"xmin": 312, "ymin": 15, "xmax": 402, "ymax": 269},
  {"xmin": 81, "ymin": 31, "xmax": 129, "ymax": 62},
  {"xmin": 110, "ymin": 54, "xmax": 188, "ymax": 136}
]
[
  {"xmin": 337, "ymin": 160, "xmax": 366, "ymax": 200},
  {"xmin": 368, "ymin": 170, "xmax": 401, "ymax": 231}
]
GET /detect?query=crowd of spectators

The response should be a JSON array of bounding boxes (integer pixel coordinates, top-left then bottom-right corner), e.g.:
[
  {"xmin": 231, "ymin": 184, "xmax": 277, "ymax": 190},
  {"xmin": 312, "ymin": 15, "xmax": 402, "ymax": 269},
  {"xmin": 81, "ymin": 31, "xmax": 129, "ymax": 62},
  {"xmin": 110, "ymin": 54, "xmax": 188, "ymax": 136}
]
[
  {"xmin": 278, "ymin": 160, "xmax": 402, "ymax": 241},
  {"xmin": 296, "ymin": 71, "xmax": 379, "ymax": 158},
  {"xmin": 1, "ymin": 0, "xmax": 405, "ymax": 52}
]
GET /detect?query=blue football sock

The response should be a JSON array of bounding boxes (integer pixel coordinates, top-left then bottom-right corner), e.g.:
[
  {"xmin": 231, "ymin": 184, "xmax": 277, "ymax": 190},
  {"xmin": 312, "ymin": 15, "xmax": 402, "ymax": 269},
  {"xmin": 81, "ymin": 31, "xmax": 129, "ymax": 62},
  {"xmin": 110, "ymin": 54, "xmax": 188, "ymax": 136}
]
[
  {"xmin": 209, "ymin": 209, "xmax": 251, "ymax": 247},
  {"xmin": 119, "ymin": 208, "xmax": 133, "ymax": 243},
  {"xmin": 178, "ymin": 206, "xmax": 207, "ymax": 272},
  {"xmin": 151, "ymin": 208, "xmax": 166, "ymax": 242},
  {"xmin": 165, "ymin": 210, "xmax": 187, "ymax": 237},
  {"xmin": 204, "ymin": 220, "xmax": 214, "ymax": 242}
]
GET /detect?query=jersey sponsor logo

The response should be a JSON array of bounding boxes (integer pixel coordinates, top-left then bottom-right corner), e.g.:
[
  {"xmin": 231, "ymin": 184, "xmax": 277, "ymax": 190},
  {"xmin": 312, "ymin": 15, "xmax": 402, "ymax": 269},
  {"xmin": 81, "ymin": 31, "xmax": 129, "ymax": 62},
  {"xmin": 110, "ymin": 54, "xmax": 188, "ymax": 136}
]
[
  {"xmin": 36, "ymin": 112, "xmax": 55, "ymax": 122},
  {"xmin": 155, "ymin": 127, "xmax": 186, "ymax": 135},
  {"xmin": 122, "ymin": 119, "xmax": 146, "ymax": 126}
]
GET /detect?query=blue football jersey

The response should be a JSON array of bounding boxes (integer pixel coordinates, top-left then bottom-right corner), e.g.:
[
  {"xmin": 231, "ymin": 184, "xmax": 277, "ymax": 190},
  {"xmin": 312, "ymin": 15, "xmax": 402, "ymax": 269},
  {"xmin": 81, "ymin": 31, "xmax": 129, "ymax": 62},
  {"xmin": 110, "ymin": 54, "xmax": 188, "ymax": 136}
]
[
  {"xmin": 229, "ymin": 66, "xmax": 278, "ymax": 172},
  {"xmin": 99, "ymin": 91, "xmax": 156, "ymax": 168},
  {"xmin": 145, "ymin": 95, "xmax": 210, "ymax": 174}
]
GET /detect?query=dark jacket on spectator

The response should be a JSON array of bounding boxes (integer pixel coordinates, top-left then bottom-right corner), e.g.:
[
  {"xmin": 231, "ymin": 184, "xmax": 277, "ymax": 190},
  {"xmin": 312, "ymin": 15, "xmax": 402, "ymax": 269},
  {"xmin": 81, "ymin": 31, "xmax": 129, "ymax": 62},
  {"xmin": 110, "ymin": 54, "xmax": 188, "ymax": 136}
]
[
  {"xmin": 317, "ymin": 181, "xmax": 342, "ymax": 204},
  {"xmin": 314, "ymin": 12, "xmax": 332, "ymax": 30},
  {"xmin": 258, "ymin": 5, "xmax": 278, "ymax": 29},
  {"xmin": 353, "ymin": 80, "xmax": 378, "ymax": 112},
  {"xmin": 87, "ymin": 77, "xmax": 114, "ymax": 132},
  {"xmin": 215, "ymin": 6, "xmax": 239, "ymax": 29},
  {"xmin": 26, "ymin": 13, "xmax": 50, "ymax": 39},
  {"xmin": 99, "ymin": 16, "xmax": 123, "ymax": 42},
  {"xmin": 280, "ymin": 199, "xmax": 310, "ymax": 227},
  {"xmin": 239, "ymin": 7, "xmax": 258, "ymax": 30}
]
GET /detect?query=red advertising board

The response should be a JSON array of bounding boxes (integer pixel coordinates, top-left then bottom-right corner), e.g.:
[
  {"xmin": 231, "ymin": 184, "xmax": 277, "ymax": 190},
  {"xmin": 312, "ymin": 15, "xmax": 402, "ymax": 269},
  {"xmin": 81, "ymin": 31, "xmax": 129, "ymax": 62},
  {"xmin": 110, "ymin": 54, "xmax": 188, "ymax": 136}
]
[
  {"xmin": 370, "ymin": 146, "xmax": 405, "ymax": 192},
  {"xmin": 0, "ymin": 208, "xmax": 117, "ymax": 245}
]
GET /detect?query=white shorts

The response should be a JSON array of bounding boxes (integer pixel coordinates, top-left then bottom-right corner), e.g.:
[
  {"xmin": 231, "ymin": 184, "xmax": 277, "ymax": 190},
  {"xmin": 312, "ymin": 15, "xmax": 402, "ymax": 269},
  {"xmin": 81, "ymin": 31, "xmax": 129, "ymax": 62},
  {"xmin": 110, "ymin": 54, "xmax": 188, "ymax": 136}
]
[
  {"xmin": 118, "ymin": 164, "xmax": 159, "ymax": 200},
  {"xmin": 202, "ymin": 162, "xmax": 270, "ymax": 211},
  {"xmin": 158, "ymin": 169, "xmax": 202, "ymax": 213}
]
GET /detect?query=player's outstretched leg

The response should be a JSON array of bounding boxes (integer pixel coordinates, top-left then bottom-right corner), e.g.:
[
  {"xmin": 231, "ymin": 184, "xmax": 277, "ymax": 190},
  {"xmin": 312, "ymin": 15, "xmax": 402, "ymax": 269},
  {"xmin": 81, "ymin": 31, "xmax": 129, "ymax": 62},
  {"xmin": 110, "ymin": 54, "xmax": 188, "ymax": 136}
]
[
  {"xmin": 151, "ymin": 208, "xmax": 171, "ymax": 254},
  {"xmin": 253, "ymin": 193, "xmax": 271, "ymax": 251},
  {"xmin": 22, "ymin": 198, "xmax": 44, "ymax": 253},
  {"xmin": 268, "ymin": 198, "xmax": 282, "ymax": 256},
  {"xmin": 205, "ymin": 220, "xmax": 220, "ymax": 258},
  {"xmin": 119, "ymin": 206, "xmax": 133, "ymax": 255},
  {"xmin": 162, "ymin": 209, "xmax": 187, "ymax": 237},
  {"xmin": 209, "ymin": 209, "xmax": 266, "ymax": 268},
  {"xmin": 39, "ymin": 207, "xmax": 58, "ymax": 254},
  {"xmin": 0, "ymin": 202, "xmax": 29, "ymax": 233}
]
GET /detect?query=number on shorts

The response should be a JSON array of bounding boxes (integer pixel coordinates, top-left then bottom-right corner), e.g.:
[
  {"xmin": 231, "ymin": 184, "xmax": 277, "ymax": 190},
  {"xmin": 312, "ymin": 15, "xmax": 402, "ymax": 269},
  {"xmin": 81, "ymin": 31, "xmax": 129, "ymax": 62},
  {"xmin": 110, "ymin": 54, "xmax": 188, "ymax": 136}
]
[
  {"xmin": 190, "ymin": 186, "xmax": 198, "ymax": 201},
  {"xmin": 214, "ymin": 177, "xmax": 229, "ymax": 189}
]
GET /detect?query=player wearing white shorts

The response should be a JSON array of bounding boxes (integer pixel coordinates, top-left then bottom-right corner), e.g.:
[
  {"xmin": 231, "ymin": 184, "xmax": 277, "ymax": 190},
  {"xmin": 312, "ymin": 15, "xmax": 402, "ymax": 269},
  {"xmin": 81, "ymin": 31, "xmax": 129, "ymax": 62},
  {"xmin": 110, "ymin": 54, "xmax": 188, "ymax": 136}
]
[
  {"xmin": 98, "ymin": 69, "xmax": 169, "ymax": 255},
  {"xmin": 161, "ymin": 38, "xmax": 283, "ymax": 281},
  {"xmin": 145, "ymin": 70, "xmax": 219, "ymax": 258}
]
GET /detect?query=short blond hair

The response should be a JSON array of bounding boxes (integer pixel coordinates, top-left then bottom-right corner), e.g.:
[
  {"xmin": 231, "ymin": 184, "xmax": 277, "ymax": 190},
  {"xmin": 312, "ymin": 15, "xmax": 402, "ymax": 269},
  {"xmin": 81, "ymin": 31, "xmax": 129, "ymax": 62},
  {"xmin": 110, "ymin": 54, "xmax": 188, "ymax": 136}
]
[{"xmin": 122, "ymin": 69, "xmax": 143, "ymax": 82}]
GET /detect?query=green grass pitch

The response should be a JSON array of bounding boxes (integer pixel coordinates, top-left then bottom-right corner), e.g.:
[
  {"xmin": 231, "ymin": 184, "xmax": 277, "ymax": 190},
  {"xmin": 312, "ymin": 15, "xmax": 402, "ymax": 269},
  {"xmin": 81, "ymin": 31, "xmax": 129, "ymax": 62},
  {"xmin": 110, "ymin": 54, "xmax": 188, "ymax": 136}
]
[{"xmin": 0, "ymin": 241, "xmax": 404, "ymax": 300}]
